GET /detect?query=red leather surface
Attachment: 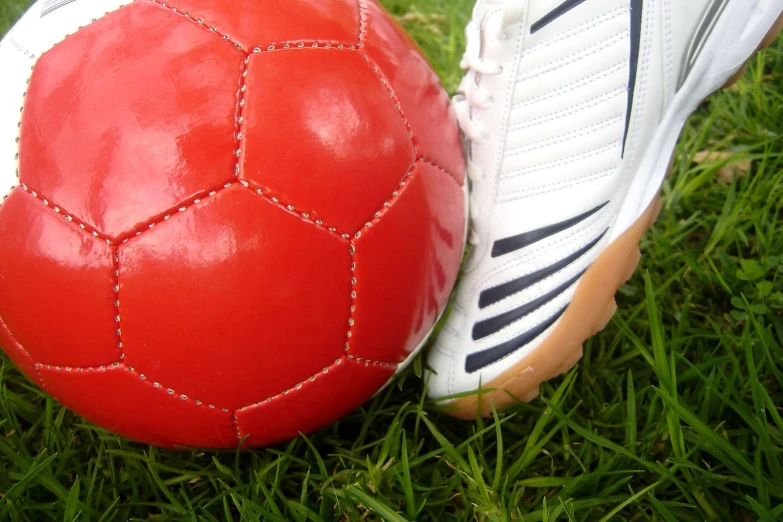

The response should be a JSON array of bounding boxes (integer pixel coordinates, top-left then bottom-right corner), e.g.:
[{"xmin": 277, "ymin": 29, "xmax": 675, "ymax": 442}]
[
  {"xmin": 235, "ymin": 358, "xmax": 394, "ymax": 448},
  {"xmin": 19, "ymin": 2, "xmax": 243, "ymax": 239},
  {"xmin": 39, "ymin": 365, "xmax": 238, "ymax": 449},
  {"xmin": 242, "ymin": 49, "xmax": 415, "ymax": 234},
  {"xmin": 0, "ymin": 0, "xmax": 466, "ymax": 448},
  {"xmin": 119, "ymin": 185, "xmax": 350, "ymax": 411},
  {"xmin": 149, "ymin": 0, "xmax": 361, "ymax": 49},
  {"xmin": 0, "ymin": 315, "xmax": 40, "ymax": 385},
  {"xmin": 361, "ymin": 1, "xmax": 466, "ymax": 183},
  {"xmin": 351, "ymin": 162, "xmax": 465, "ymax": 363},
  {"xmin": 0, "ymin": 189, "xmax": 119, "ymax": 367}
]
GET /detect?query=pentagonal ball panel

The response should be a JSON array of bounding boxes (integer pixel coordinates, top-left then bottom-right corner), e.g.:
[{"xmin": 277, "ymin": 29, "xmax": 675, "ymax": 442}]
[
  {"xmin": 19, "ymin": 2, "xmax": 243, "ymax": 239},
  {"xmin": 0, "ymin": 189, "xmax": 120, "ymax": 367},
  {"xmin": 118, "ymin": 185, "xmax": 351, "ymax": 411},
  {"xmin": 153, "ymin": 0, "xmax": 361, "ymax": 49},
  {"xmin": 350, "ymin": 163, "xmax": 465, "ymax": 363},
  {"xmin": 241, "ymin": 48, "xmax": 415, "ymax": 234}
]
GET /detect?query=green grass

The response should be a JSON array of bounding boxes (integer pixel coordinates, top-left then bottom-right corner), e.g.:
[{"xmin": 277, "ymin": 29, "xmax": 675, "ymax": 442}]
[{"xmin": 2, "ymin": 1, "xmax": 783, "ymax": 520}]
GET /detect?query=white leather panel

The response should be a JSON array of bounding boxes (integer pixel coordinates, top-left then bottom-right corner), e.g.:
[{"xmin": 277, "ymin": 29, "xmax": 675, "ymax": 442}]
[{"xmin": 6, "ymin": 0, "xmax": 129, "ymax": 58}]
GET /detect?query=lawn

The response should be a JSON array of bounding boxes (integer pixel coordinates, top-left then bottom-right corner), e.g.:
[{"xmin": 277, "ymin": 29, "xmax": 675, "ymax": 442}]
[{"xmin": 2, "ymin": 1, "xmax": 783, "ymax": 521}]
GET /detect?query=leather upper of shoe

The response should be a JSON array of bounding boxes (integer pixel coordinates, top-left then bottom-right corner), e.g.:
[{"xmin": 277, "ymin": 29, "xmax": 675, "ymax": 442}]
[{"xmin": 428, "ymin": 0, "xmax": 719, "ymax": 399}]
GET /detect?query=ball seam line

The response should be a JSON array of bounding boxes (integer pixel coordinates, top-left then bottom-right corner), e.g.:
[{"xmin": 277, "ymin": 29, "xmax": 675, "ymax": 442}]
[
  {"xmin": 112, "ymin": 247, "xmax": 125, "ymax": 361},
  {"xmin": 147, "ymin": 0, "xmax": 245, "ymax": 51},
  {"xmin": 39, "ymin": 353, "xmax": 398, "ymax": 415},
  {"xmin": 233, "ymin": 54, "xmax": 250, "ymax": 179},
  {"xmin": 344, "ymin": 243, "xmax": 358, "ymax": 356},
  {"xmin": 39, "ymin": 362, "xmax": 232, "ymax": 412},
  {"xmin": 354, "ymin": 161, "xmax": 417, "ymax": 236},
  {"xmin": 236, "ymin": 355, "xmax": 397, "ymax": 414},
  {"xmin": 148, "ymin": 0, "xmax": 360, "ymax": 53},
  {"xmin": 360, "ymin": 52, "xmax": 418, "ymax": 158},
  {"xmin": 0, "ymin": 314, "xmax": 47, "ymax": 389},
  {"xmin": 118, "ymin": 180, "xmax": 235, "ymax": 244},
  {"xmin": 7, "ymin": 36, "xmax": 37, "ymax": 61},
  {"xmin": 231, "ymin": 413, "xmax": 243, "ymax": 446},
  {"xmin": 240, "ymin": 180, "xmax": 351, "ymax": 241},
  {"xmin": 418, "ymin": 157, "xmax": 463, "ymax": 187},
  {"xmin": 357, "ymin": 0, "xmax": 370, "ymax": 46},
  {"xmin": 17, "ymin": 184, "xmax": 116, "ymax": 245}
]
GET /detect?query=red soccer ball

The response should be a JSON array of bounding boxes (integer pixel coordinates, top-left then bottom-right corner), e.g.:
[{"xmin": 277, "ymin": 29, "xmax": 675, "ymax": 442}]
[{"xmin": 0, "ymin": 0, "xmax": 465, "ymax": 448}]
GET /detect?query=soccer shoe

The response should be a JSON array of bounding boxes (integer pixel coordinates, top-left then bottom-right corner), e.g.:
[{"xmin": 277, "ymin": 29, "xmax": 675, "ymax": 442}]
[{"xmin": 427, "ymin": 0, "xmax": 783, "ymax": 418}]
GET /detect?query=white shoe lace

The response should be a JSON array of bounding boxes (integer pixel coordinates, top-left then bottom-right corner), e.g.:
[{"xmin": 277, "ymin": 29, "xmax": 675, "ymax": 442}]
[{"xmin": 454, "ymin": 1, "xmax": 525, "ymax": 245}]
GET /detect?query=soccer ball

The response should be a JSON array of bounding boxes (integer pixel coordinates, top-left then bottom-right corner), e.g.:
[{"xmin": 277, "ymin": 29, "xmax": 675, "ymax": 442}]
[{"xmin": 0, "ymin": 0, "xmax": 465, "ymax": 448}]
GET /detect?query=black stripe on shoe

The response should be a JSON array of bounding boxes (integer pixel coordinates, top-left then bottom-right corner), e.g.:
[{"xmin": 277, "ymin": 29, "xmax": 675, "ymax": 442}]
[
  {"xmin": 472, "ymin": 268, "xmax": 586, "ymax": 341},
  {"xmin": 531, "ymin": 0, "xmax": 589, "ymax": 34},
  {"xmin": 622, "ymin": 0, "xmax": 644, "ymax": 156},
  {"xmin": 465, "ymin": 306, "xmax": 568, "ymax": 373},
  {"xmin": 479, "ymin": 230, "xmax": 607, "ymax": 309},
  {"xmin": 492, "ymin": 202, "xmax": 608, "ymax": 258}
]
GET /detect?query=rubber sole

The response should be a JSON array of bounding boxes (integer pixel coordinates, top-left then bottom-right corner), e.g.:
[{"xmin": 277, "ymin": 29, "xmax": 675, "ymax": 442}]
[{"xmin": 444, "ymin": 18, "xmax": 783, "ymax": 420}]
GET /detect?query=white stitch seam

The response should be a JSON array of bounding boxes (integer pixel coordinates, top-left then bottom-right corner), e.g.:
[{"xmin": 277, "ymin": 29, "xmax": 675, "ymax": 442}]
[
  {"xmin": 234, "ymin": 54, "xmax": 250, "ymax": 178},
  {"xmin": 149, "ymin": 0, "xmax": 244, "ymax": 50},
  {"xmin": 112, "ymin": 247, "xmax": 125, "ymax": 360},
  {"xmin": 18, "ymin": 185, "xmax": 115, "ymax": 244},
  {"xmin": 241, "ymin": 180, "xmax": 350, "ymax": 240},
  {"xmin": 506, "ymin": 116, "xmax": 623, "ymax": 157},
  {"xmin": 523, "ymin": 7, "xmax": 628, "ymax": 57},
  {"xmin": 500, "ymin": 168, "xmax": 617, "ymax": 202},
  {"xmin": 517, "ymin": 29, "xmax": 630, "ymax": 83},
  {"xmin": 357, "ymin": 0, "xmax": 370, "ymax": 46},
  {"xmin": 513, "ymin": 62, "xmax": 626, "ymax": 109},
  {"xmin": 502, "ymin": 141, "xmax": 621, "ymax": 180},
  {"xmin": 508, "ymin": 87, "xmax": 626, "ymax": 132},
  {"xmin": 360, "ymin": 52, "xmax": 417, "ymax": 156},
  {"xmin": 0, "ymin": 314, "xmax": 46, "ymax": 388},
  {"xmin": 8, "ymin": 37, "xmax": 37, "ymax": 60}
]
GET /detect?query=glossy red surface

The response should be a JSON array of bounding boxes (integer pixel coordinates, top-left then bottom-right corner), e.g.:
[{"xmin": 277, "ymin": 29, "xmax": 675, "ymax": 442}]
[
  {"xmin": 0, "ymin": 315, "xmax": 40, "ymax": 385},
  {"xmin": 351, "ymin": 163, "xmax": 465, "ymax": 363},
  {"xmin": 235, "ymin": 358, "xmax": 394, "ymax": 448},
  {"xmin": 0, "ymin": 0, "xmax": 465, "ymax": 449},
  {"xmin": 242, "ymin": 49, "xmax": 415, "ymax": 233},
  {"xmin": 119, "ymin": 185, "xmax": 350, "ymax": 411},
  {"xmin": 19, "ymin": 2, "xmax": 242, "ymax": 239},
  {"xmin": 151, "ymin": 0, "xmax": 360, "ymax": 49},
  {"xmin": 0, "ymin": 189, "xmax": 119, "ymax": 367},
  {"xmin": 362, "ymin": 1, "xmax": 466, "ymax": 183},
  {"xmin": 39, "ymin": 365, "xmax": 238, "ymax": 449}
]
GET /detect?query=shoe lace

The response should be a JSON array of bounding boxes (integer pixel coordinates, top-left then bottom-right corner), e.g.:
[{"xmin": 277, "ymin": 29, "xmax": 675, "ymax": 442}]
[{"xmin": 454, "ymin": 1, "xmax": 525, "ymax": 245}]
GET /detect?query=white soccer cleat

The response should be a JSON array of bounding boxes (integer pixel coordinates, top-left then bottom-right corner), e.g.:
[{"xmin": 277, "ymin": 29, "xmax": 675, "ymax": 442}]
[{"xmin": 427, "ymin": 0, "xmax": 783, "ymax": 418}]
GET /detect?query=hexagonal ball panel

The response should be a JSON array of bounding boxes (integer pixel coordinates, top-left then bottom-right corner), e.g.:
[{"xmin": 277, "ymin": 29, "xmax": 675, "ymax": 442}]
[
  {"xmin": 349, "ymin": 162, "xmax": 466, "ymax": 363},
  {"xmin": 19, "ymin": 2, "xmax": 243, "ymax": 239},
  {"xmin": 118, "ymin": 185, "xmax": 351, "ymax": 411},
  {"xmin": 241, "ymin": 48, "xmax": 415, "ymax": 234},
  {"xmin": 0, "ymin": 189, "xmax": 120, "ymax": 367},
  {"xmin": 154, "ymin": 0, "xmax": 361, "ymax": 49}
]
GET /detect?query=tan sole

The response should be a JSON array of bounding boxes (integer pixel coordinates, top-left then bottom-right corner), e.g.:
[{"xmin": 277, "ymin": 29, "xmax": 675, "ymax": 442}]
[{"xmin": 444, "ymin": 22, "xmax": 782, "ymax": 420}]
